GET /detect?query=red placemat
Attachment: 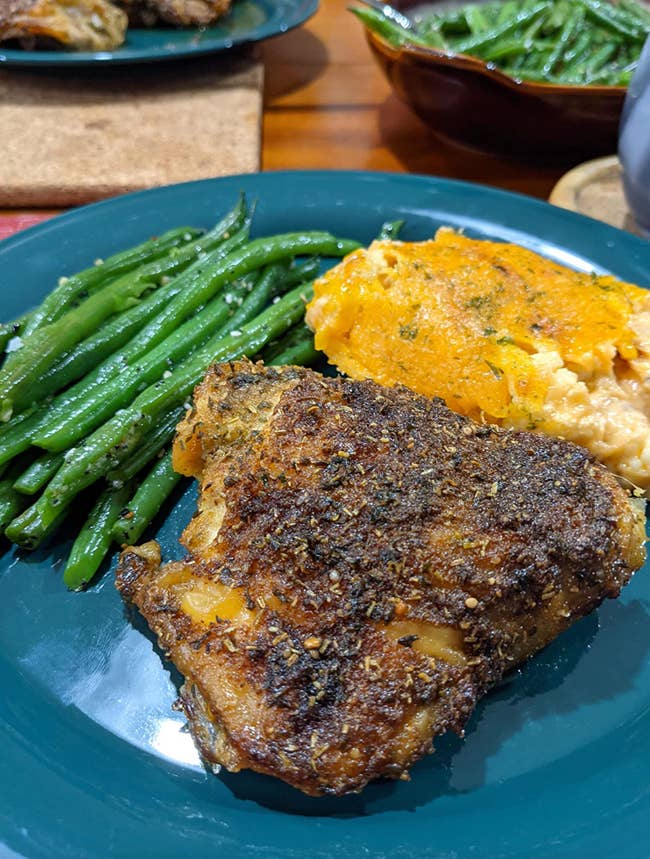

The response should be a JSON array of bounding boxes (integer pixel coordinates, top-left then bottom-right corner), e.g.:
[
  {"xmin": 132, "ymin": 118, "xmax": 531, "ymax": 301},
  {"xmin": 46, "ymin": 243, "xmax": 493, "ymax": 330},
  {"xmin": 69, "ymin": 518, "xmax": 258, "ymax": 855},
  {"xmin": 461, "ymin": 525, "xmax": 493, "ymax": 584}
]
[{"xmin": 0, "ymin": 213, "xmax": 54, "ymax": 241}]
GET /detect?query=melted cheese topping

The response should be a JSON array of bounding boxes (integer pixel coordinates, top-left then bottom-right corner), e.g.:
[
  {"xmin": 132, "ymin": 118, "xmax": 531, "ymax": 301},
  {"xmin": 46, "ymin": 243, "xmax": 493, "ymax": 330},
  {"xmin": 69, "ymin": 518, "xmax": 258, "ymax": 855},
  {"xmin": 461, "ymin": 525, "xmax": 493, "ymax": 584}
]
[
  {"xmin": 382, "ymin": 620, "xmax": 466, "ymax": 666},
  {"xmin": 158, "ymin": 565, "xmax": 251, "ymax": 626}
]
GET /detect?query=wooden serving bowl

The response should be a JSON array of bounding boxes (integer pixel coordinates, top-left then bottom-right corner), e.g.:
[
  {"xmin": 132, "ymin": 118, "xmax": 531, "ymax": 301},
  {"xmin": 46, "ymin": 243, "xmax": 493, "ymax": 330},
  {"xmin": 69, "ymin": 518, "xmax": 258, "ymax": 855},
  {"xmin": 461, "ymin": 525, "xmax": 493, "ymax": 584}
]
[{"xmin": 364, "ymin": 2, "xmax": 627, "ymax": 161}]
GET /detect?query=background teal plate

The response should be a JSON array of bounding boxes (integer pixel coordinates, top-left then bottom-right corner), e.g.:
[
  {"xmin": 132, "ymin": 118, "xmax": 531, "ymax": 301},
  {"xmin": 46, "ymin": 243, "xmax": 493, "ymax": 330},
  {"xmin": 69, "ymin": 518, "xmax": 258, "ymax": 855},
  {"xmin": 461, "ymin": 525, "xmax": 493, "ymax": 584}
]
[
  {"xmin": 0, "ymin": 0, "xmax": 317, "ymax": 66},
  {"xmin": 1, "ymin": 171, "xmax": 649, "ymax": 859}
]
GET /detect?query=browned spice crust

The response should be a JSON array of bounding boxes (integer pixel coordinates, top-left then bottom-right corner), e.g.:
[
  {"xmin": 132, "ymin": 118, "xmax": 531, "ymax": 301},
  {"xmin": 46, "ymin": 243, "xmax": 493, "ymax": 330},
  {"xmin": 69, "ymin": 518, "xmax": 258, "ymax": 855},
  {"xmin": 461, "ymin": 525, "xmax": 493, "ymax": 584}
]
[{"xmin": 117, "ymin": 361, "xmax": 645, "ymax": 795}]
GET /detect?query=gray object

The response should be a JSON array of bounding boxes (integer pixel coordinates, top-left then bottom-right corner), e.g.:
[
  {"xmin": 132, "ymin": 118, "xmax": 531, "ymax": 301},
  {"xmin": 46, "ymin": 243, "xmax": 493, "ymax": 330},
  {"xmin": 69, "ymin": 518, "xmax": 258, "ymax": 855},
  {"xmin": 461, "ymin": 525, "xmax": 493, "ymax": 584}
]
[{"xmin": 619, "ymin": 36, "xmax": 650, "ymax": 239}]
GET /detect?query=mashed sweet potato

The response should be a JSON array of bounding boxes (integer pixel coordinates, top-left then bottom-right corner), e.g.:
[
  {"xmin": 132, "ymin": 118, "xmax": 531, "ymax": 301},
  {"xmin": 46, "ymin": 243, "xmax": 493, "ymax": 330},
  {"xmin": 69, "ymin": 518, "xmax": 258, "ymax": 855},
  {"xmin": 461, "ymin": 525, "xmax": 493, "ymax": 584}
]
[{"xmin": 306, "ymin": 230, "xmax": 650, "ymax": 490}]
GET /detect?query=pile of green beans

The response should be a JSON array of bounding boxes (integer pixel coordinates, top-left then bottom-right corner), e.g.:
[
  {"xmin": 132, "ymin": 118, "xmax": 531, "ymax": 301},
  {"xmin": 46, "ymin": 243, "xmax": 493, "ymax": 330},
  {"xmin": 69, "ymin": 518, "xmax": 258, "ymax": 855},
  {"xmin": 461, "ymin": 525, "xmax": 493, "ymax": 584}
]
[
  {"xmin": 351, "ymin": 0, "xmax": 650, "ymax": 85},
  {"xmin": 0, "ymin": 196, "xmax": 360, "ymax": 591}
]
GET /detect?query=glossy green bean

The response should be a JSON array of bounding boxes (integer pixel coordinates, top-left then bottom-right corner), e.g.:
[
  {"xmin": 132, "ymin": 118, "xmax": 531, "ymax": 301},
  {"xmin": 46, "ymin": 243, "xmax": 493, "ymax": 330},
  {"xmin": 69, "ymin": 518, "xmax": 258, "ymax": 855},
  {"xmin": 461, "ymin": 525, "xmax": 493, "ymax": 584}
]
[
  {"xmin": 6, "ymin": 282, "xmax": 318, "ymax": 549},
  {"xmin": 577, "ymin": 0, "xmax": 647, "ymax": 40},
  {"xmin": 20, "ymin": 226, "xmax": 202, "ymax": 339},
  {"xmin": 13, "ymin": 451, "xmax": 64, "ymax": 495},
  {"xmin": 112, "ymin": 450, "xmax": 180, "ymax": 548},
  {"xmin": 34, "ymin": 263, "xmax": 283, "ymax": 452},
  {"xmin": 264, "ymin": 322, "xmax": 320, "ymax": 367},
  {"xmin": 33, "ymin": 236, "xmax": 350, "ymax": 454},
  {"xmin": 377, "ymin": 220, "xmax": 405, "ymax": 240},
  {"xmin": 454, "ymin": 2, "xmax": 552, "ymax": 55},
  {"xmin": 63, "ymin": 482, "xmax": 135, "ymax": 591},
  {"xmin": 106, "ymin": 408, "xmax": 184, "ymax": 486}
]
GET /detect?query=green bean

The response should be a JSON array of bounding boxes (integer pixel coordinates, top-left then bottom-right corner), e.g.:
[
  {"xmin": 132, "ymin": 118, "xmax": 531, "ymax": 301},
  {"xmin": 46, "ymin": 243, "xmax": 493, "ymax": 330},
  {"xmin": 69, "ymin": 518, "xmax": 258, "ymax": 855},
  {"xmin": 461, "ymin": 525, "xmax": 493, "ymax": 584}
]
[
  {"xmin": 454, "ymin": 3, "xmax": 552, "ymax": 55},
  {"xmin": 34, "ymin": 263, "xmax": 284, "ymax": 453},
  {"xmin": 0, "ymin": 311, "xmax": 33, "ymax": 355},
  {"xmin": 349, "ymin": 6, "xmax": 412, "ymax": 47},
  {"xmin": 435, "ymin": 10, "xmax": 471, "ymax": 34},
  {"xmin": 0, "ymin": 454, "xmax": 39, "ymax": 530},
  {"xmin": 34, "ymin": 277, "xmax": 181, "ymax": 401},
  {"xmin": 584, "ymin": 42, "xmax": 619, "ymax": 77},
  {"xmin": 620, "ymin": 0, "xmax": 650, "ymax": 27},
  {"xmin": 543, "ymin": 8, "xmax": 583, "ymax": 73},
  {"xmin": 561, "ymin": 29, "xmax": 591, "ymax": 62},
  {"xmin": 21, "ymin": 226, "xmax": 203, "ymax": 339},
  {"xmin": 482, "ymin": 38, "xmax": 529, "ymax": 61},
  {"xmin": 0, "ymin": 482, "xmax": 29, "ymax": 532},
  {"xmin": 0, "ymin": 201, "xmax": 249, "ymax": 418},
  {"xmin": 13, "ymin": 451, "xmax": 64, "ymax": 495},
  {"xmin": 0, "ymin": 409, "xmax": 42, "ymax": 468},
  {"xmin": 6, "ymin": 281, "xmax": 318, "ymax": 549},
  {"xmin": 577, "ymin": 0, "xmax": 647, "ymax": 40},
  {"xmin": 106, "ymin": 407, "xmax": 184, "ymax": 486},
  {"xmin": 29, "ymin": 205, "xmax": 248, "ymax": 404},
  {"xmin": 285, "ymin": 257, "xmax": 323, "ymax": 285},
  {"xmin": 496, "ymin": 1, "xmax": 519, "ymax": 24},
  {"xmin": 112, "ymin": 450, "xmax": 181, "ymax": 548},
  {"xmin": 465, "ymin": 5, "xmax": 490, "ymax": 35},
  {"xmin": 264, "ymin": 322, "xmax": 320, "ymax": 367},
  {"xmin": 349, "ymin": 7, "xmax": 436, "ymax": 47},
  {"xmin": 24, "ymin": 227, "xmax": 248, "ymax": 444},
  {"xmin": 377, "ymin": 220, "xmax": 405, "ymax": 240},
  {"xmin": 0, "ymin": 274, "xmax": 161, "ymax": 420},
  {"xmin": 63, "ymin": 482, "xmax": 135, "ymax": 591}
]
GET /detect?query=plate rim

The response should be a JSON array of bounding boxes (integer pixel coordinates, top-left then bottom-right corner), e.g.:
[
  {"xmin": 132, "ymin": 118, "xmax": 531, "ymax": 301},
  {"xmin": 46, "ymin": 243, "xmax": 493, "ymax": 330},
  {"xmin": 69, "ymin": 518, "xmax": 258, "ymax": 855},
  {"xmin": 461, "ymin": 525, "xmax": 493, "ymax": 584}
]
[{"xmin": 1, "ymin": 168, "xmax": 649, "ymax": 259}]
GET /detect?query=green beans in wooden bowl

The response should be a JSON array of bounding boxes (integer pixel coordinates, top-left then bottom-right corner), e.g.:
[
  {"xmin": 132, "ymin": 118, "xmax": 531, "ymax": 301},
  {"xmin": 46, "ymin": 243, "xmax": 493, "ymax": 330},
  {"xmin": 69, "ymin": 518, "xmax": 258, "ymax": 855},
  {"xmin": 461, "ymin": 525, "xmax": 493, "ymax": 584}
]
[{"xmin": 352, "ymin": 0, "xmax": 649, "ymax": 159}]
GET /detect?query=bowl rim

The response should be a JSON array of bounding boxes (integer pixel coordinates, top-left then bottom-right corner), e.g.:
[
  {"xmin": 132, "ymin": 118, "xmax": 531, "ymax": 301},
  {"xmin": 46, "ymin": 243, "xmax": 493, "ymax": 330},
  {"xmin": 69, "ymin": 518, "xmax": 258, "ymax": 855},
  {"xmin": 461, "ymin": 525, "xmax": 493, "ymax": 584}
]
[{"xmin": 366, "ymin": 28, "xmax": 628, "ymax": 97}]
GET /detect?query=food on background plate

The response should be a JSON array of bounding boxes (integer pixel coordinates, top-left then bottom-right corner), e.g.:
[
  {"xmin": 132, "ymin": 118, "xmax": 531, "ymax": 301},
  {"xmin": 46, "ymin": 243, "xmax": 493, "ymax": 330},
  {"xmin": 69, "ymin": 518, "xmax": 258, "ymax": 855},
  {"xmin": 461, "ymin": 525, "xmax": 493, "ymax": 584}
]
[
  {"xmin": 0, "ymin": 0, "xmax": 233, "ymax": 51},
  {"xmin": 116, "ymin": 0, "xmax": 231, "ymax": 27},
  {"xmin": 0, "ymin": 0, "xmax": 128, "ymax": 51},
  {"xmin": 351, "ymin": 0, "xmax": 650, "ymax": 87},
  {"xmin": 116, "ymin": 361, "xmax": 645, "ymax": 795},
  {"xmin": 306, "ymin": 230, "xmax": 650, "ymax": 491}
]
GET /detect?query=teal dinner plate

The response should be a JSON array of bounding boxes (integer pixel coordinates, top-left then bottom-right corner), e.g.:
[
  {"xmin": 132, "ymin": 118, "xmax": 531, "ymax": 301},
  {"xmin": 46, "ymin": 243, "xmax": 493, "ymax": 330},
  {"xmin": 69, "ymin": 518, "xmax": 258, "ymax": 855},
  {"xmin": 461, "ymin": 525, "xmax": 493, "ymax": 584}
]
[
  {"xmin": 1, "ymin": 171, "xmax": 649, "ymax": 859},
  {"xmin": 0, "ymin": 0, "xmax": 317, "ymax": 66}
]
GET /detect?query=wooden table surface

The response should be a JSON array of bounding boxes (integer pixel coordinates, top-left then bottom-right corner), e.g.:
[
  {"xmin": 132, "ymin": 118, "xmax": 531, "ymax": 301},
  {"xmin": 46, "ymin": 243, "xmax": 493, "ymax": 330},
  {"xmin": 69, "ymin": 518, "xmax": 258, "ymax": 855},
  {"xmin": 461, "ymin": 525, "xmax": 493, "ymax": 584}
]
[
  {"xmin": 0, "ymin": 0, "xmax": 572, "ymax": 234},
  {"xmin": 261, "ymin": 0, "xmax": 567, "ymax": 198}
]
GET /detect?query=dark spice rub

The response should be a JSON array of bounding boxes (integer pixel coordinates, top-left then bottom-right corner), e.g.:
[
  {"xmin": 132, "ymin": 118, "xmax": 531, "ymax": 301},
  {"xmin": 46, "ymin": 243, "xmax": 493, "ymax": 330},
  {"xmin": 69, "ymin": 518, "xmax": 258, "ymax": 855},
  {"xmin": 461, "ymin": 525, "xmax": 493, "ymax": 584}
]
[{"xmin": 116, "ymin": 360, "xmax": 646, "ymax": 796}]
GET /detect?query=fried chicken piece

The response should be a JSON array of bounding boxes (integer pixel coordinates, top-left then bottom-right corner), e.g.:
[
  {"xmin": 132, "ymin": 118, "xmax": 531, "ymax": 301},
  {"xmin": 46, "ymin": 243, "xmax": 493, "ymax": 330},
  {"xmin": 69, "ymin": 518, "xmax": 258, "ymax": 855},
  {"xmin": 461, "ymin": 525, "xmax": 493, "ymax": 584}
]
[
  {"xmin": 0, "ymin": 0, "xmax": 127, "ymax": 51},
  {"xmin": 116, "ymin": 0, "xmax": 231, "ymax": 27},
  {"xmin": 116, "ymin": 362, "xmax": 646, "ymax": 796}
]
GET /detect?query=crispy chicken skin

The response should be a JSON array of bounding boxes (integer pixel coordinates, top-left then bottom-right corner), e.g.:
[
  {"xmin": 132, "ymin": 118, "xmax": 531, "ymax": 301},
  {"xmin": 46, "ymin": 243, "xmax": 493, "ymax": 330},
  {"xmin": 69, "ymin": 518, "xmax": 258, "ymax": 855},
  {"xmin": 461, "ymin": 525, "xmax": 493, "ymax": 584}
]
[
  {"xmin": 0, "ymin": 0, "xmax": 127, "ymax": 51},
  {"xmin": 116, "ymin": 0, "xmax": 231, "ymax": 27},
  {"xmin": 116, "ymin": 361, "xmax": 646, "ymax": 796}
]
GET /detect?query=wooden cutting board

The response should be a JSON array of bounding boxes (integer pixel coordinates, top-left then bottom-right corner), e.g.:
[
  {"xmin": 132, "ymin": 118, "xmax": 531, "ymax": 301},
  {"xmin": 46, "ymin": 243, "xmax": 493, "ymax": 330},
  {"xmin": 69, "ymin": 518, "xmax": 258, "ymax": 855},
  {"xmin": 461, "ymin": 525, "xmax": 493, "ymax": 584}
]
[{"xmin": 0, "ymin": 51, "xmax": 262, "ymax": 207}]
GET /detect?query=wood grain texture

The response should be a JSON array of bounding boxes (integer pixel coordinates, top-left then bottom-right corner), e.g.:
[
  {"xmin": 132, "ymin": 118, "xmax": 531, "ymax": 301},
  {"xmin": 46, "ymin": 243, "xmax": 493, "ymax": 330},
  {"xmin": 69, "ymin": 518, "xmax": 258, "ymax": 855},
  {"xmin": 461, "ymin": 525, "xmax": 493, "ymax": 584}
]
[{"xmin": 0, "ymin": 52, "xmax": 262, "ymax": 206}]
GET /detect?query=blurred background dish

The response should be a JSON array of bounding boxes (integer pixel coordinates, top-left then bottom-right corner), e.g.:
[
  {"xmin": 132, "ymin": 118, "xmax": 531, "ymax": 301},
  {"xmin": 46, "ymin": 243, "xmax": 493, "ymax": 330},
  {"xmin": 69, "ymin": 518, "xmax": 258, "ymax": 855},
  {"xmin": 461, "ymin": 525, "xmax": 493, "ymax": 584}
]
[
  {"xmin": 0, "ymin": 0, "xmax": 129, "ymax": 52},
  {"xmin": 357, "ymin": 0, "xmax": 642, "ymax": 161},
  {"xmin": 0, "ymin": 0, "xmax": 318, "ymax": 64}
]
